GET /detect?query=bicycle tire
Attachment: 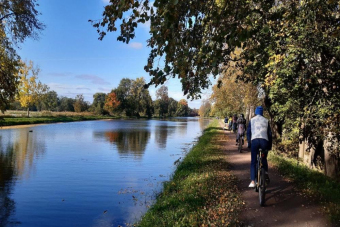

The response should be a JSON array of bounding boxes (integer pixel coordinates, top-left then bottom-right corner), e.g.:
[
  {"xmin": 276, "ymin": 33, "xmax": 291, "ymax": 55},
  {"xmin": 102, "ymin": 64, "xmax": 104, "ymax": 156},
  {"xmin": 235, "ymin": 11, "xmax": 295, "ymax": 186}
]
[
  {"xmin": 238, "ymin": 137, "xmax": 242, "ymax": 153},
  {"xmin": 259, "ymin": 167, "xmax": 266, "ymax": 206}
]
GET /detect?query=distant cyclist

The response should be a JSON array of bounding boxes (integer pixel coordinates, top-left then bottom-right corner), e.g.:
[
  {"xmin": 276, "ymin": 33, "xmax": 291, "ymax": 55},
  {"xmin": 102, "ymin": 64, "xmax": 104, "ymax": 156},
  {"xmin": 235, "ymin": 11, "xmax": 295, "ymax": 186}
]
[
  {"xmin": 236, "ymin": 114, "xmax": 246, "ymax": 145},
  {"xmin": 224, "ymin": 116, "xmax": 228, "ymax": 129},
  {"xmin": 246, "ymin": 106, "xmax": 272, "ymax": 188},
  {"xmin": 228, "ymin": 116, "xmax": 233, "ymax": 130},
  {"xmin": 232, "ymin": 114, "xmax": 238, "ymax": 132}
]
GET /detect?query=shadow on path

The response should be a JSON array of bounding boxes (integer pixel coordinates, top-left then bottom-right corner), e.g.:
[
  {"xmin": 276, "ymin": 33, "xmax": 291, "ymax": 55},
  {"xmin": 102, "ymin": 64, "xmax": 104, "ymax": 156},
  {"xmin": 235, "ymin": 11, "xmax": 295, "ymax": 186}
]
[{"xmin": 220, "ymin": 125, "xmax": 332, "ymax": 227}]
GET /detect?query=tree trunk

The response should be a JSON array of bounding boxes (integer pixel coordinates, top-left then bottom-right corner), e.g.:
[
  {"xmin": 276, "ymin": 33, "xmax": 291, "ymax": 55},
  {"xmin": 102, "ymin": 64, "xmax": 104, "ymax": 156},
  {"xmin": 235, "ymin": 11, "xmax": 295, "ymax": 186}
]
[
  {"xmin": 246, "ymin": 105, "xmax": 254, "ymax": 123},
  {"xmin": 303, "ymin": 146, "xmax": 315, "ymax": 169},
  {"xmin": 27, "ymin": 107, "xmax": 30, "ymax": 117},
  {"xmin": 298, "ymin": 137, "xmax": 305, "ymax": 161},
  {"xmin": 323, "ymin": 132, "xmax": 339, "ymax": 178},
  {"xmin": 264, "ymin": 95, "xmax": 282, "ymax": 139}
]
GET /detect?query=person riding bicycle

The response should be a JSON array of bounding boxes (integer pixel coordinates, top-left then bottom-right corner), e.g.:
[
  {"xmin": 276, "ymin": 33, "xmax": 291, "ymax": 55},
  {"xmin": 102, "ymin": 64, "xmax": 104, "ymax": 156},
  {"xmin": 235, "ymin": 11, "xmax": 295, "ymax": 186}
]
[
  {"xmin": 224, "ymin": 116, "xmax": 228, "ymax": 129},
  {"xmin": 228, "ymin": 116, "xmax": 233, "ymax": 130},
  {"xmin": 232, "ymin": 114, "xmax": 238, "ymax": 132},
  {"xmin": 246, "ymin": 106, "xmax": 272, "ymax": 188},
  {"xmin": 236, "ymin": 114, "xmax": 246, "ymax": 145}
]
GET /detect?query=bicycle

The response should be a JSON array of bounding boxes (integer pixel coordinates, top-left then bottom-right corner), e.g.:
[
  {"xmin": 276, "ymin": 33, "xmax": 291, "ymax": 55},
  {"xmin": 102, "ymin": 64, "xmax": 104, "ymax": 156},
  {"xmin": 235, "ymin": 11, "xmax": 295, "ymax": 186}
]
[{"xmin": 254, "ymin": 148, "xmax": 268, "ymax": 206}]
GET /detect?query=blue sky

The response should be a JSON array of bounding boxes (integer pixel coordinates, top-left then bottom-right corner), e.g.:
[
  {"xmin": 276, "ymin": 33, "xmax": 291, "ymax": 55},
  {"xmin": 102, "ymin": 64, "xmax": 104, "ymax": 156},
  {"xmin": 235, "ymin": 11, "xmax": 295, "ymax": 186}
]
[{"xmin": 17, "ymin": 0, "xmax": 212, "ymax": 109}]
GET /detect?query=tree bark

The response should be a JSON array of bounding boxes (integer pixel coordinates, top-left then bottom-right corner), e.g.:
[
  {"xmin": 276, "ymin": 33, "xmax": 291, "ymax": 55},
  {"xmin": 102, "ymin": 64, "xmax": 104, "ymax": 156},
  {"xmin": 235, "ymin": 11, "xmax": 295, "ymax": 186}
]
[{"xmin": 323, "ymin": 132, "xmax": 339, "ymax": 178}]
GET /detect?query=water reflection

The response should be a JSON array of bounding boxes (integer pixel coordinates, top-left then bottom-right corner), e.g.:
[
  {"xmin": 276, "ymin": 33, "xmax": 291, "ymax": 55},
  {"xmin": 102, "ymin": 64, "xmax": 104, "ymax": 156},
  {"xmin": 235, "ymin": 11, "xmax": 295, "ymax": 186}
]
[
  {"xmin": 0, "ymin": 142, "xmax": 16, "ymax": 226},
  {"xmin": 0, "ymin": 118, "xmax": 211, "ymax": 227},
  {"xmin": 0, "ymin": 129, "xmax": 46, "ymax": 226},
  {"xmin": 12, "ymin": 130, "xmax": 46, "ymax": 178},
  {"xmin": 94, "ymin": 129, "xmax": 151, "ymax": 158},
  {"xmin": 198, "ymin": 117, "xmax": 209, "ymax": 132}
]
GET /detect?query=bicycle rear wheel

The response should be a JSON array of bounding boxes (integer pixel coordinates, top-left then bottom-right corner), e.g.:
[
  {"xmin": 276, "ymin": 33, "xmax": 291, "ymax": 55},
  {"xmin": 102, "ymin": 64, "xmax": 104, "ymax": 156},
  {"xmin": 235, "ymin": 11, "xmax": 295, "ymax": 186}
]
[
  {"xmin": 258, "ymin": 167, "xmax": 266, "ymax": 206},
  {"xmin": 238, "ymin": 137, "xmax": 242, "ymax": 153}
]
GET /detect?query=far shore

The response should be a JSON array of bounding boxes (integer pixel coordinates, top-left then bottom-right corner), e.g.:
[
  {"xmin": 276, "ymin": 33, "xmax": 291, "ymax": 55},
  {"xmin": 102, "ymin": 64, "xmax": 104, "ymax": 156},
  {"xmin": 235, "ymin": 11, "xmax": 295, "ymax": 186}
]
[{"xmin": 0, "ymin": 111, "xmax": 119, "ymax": 128}]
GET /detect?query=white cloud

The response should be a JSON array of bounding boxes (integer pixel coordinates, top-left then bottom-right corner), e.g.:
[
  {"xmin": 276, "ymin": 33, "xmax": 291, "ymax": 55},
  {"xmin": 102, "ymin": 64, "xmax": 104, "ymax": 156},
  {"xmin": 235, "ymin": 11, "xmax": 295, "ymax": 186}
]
[
  {"xmin": 128, "ymin": 42, "xmax": 143, "ymax": 49},
  {"xmin": 48, "ymin": 83, "xmax": 91, "ymax": 93},
  {"xmin": 75, "ymin": 74, "xmax": 111, "ymax": 85},
  {"xmin": 97, "ymin": 87, "xmax": 112, "ymax": 93},
  {"xmin": 101, "ymin": 0, "xmax": 110, "ymax": 4}
]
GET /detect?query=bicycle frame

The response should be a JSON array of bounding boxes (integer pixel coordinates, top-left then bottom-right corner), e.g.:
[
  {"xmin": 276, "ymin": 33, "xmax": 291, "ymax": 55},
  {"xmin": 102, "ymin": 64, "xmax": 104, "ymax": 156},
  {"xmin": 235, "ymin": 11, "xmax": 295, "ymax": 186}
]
[{"xmin": 255, "ymin": 148, "xmax": 268, "ymax": 206}]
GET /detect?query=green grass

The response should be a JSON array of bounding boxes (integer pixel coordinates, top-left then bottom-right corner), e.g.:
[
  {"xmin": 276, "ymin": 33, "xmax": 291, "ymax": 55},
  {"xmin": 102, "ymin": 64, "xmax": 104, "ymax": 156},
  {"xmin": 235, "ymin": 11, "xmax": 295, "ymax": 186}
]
[
  {"xmin": 269, "ymin": 152, "xmax": 340, "ymax": 225},
  {"xmin": 136, "ymin": 120, "xmax": 243, "ymax": 227},
  {"xmin": 0, "ymin": 115, "xmax": 118, "ymax": 127}
]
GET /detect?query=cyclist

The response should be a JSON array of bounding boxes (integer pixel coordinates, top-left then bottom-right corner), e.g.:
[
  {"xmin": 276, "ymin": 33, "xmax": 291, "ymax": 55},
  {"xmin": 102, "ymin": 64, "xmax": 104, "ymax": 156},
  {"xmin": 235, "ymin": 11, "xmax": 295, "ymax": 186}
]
[
  {"xmin": 246, "ymin": 106, "xmax": 272, "ymax": 188},
  {"xmin": 224, "ymin": 116, "xmax": 228, "ymax": 129},
  {"xmin": 228, "ymin": 116, "xmax": 233, "ymax": 130},
  {"xmin": 232, "ymin": 114, "xmax": 238, "ymax": 132},
  {"xmin": 236, "ymin": 114, "xmax": 246, "ymax": 145}
]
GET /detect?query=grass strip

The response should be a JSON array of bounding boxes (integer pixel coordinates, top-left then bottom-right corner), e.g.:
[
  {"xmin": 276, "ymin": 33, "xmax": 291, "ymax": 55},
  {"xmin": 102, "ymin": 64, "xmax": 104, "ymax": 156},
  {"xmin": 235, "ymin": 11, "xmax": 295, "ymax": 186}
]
[
  {"xmin": 0, "ymin": 115, "xmax": 118, "ymax": 127},
  {"xmin": 268, "ymin": 152, "xmax": 340, "ymax": 225},
  {"xmin": 136, "ymin": 120, "xmax": 243, "ymax": 227}
]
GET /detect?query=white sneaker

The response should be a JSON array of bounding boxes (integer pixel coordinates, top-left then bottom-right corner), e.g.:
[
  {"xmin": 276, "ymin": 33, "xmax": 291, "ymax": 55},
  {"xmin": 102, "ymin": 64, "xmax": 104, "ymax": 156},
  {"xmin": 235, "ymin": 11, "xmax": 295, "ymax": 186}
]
[{"xmin": 248, "ymin": 182, "xmax": 255, "ymax": 188}]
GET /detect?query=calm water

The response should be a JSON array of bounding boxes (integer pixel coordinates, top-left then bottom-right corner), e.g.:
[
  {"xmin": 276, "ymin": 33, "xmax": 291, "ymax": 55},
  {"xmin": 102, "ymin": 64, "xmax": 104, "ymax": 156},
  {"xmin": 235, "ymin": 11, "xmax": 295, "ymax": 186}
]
[{"xmin": 0, "ymin": 118, "xmax": 210, "ymax": 227}]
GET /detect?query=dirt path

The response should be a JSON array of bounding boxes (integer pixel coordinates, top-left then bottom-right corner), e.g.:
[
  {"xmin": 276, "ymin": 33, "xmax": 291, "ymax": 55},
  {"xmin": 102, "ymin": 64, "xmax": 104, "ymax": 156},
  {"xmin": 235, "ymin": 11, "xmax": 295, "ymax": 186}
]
[{"xmin": 221, "ymin": 128, "xmax": 332, "ymax": 227}]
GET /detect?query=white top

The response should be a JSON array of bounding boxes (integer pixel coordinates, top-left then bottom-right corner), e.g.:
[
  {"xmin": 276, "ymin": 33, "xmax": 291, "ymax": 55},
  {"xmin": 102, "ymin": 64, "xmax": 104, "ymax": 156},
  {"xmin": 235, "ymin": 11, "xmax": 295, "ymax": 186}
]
[{"xmin": 250, "ymin": 115, "xmax": 269, "ymax": 141}]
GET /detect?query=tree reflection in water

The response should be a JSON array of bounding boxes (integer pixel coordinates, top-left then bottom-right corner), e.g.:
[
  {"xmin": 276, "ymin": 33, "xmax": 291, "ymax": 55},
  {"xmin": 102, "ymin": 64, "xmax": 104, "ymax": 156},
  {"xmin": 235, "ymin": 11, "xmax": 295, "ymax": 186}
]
[
  {"xmin": 0, "ymin": 143, "xmax": 16, "ymax": 226},
  {"xmin": 95, "ymin": 129, "xmax": 151, "ymax": 158},
  {"xmin": 0, "ymin": 129, "xmax": 46, "ymax": 226}
]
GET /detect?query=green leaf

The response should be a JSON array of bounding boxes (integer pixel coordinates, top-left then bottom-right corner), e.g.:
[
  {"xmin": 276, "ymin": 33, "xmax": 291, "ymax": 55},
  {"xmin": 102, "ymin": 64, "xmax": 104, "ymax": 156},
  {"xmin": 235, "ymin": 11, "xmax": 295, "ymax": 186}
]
[{"xmin": 171, "ymin": 0, "xmax": 179, "ymax": 5}]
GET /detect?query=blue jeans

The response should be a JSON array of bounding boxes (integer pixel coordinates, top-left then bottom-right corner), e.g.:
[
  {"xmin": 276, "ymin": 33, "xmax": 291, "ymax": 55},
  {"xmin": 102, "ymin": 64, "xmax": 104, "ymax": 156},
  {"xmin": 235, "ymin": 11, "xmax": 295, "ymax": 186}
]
[{"xmin": 250, "ymin": 139, "xmax": 269, "ymax": 181}]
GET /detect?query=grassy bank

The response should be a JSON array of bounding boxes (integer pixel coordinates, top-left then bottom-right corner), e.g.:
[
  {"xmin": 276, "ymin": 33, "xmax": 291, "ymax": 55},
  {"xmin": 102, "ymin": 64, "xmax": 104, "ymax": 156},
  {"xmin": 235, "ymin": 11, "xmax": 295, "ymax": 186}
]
[
  {"xmin": 268, "ymin": 152, "xmax": 340, "ymax": 224},
  {"xmin": 136, "ymin": 120, "xmax": 243, "ymax": 226},
  {"xmin": 0, "ymin": 114, "xmax": 117, "ymax": 127}
]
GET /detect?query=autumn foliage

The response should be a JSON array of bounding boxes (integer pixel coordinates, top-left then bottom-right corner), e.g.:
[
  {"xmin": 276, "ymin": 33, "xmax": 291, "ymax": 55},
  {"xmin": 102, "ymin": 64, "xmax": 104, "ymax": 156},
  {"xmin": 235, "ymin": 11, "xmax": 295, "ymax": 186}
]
[{"xmin": 104, "ymin": 91, "xmax": 120, "ymax": 113}]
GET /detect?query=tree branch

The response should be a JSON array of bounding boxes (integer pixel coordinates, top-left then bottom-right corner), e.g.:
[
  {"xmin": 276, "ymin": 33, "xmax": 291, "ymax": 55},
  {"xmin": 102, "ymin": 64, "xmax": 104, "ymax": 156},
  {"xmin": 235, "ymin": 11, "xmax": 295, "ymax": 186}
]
[{"xmin": 0, "ymin": 12, "xmax": 15, "ymax": 22}]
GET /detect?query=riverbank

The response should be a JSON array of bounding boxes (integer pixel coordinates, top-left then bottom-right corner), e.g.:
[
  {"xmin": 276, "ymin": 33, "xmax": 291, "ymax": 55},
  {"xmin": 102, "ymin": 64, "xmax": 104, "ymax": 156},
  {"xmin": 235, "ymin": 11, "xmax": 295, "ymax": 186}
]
[
  {"xmin": 0, "ymin": 115, "xmax": 119, "ymax": 127},
  {"xmin": 136, "ymin": 119, "xmax": 244, "ymax": 226},
  {"xmin": 268, "ymin": 152, "xmax": 340, "ymax": 225},
  {"xmin": 138, "ymin": 119, "xmax": 335, "ymax": 226},
  {"xmin": 0, "ymin": 110, "xmax": 123, "ymax": 127}
]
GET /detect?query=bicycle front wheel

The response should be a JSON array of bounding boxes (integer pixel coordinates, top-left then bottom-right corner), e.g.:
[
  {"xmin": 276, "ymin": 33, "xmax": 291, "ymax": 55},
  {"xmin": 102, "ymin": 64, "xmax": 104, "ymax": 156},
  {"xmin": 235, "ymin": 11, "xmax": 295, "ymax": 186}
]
[{"xmin": 258, "ymin": 167, "xmax": 266, "ymax": 206}]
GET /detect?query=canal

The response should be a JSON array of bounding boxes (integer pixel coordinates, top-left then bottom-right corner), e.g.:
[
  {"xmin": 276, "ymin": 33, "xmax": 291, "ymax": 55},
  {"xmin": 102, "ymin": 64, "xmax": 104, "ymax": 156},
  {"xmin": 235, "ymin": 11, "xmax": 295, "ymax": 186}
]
[{"xmin": 0, "ymin": 118, "xmax": 210, "ymax": 227}]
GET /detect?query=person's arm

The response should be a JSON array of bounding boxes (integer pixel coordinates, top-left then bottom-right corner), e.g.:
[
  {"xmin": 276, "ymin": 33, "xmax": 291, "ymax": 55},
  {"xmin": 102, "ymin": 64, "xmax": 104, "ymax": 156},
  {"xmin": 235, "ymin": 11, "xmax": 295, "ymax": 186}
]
[
  {"xmin": 267, "ymin": 122, "xmax": 272, "ymax": 150},
  {"xmin": 247, "ymin": 121, "xmax": 252, "ymax": 148}
]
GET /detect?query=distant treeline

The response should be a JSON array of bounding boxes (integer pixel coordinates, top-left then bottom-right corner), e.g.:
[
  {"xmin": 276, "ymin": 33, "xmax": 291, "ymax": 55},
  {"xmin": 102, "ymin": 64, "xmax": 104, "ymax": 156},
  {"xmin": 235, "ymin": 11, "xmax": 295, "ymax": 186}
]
[{"xmin": 9, "ymin": 76, "xmax": 198, "ymax": 118}]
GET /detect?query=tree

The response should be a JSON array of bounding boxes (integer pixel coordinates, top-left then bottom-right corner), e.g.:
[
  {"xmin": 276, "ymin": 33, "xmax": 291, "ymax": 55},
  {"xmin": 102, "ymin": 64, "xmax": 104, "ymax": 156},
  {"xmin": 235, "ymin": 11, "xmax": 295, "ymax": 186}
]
[
  {"xmin": 130, "ymin": 77, "xmax": 153, "ymax": 117},
  {"xmin": 168, "ymin": 98, "xmax": 178, "ymax": 117},
  {"xmin": 0, "ymin": 42, "xmax": 19, "ymax": 112},
  {"xmin": 198, "ymin": 100, "xmax": 212, "ymax": 118},
  {"xmin": 91, "ymin": 0, "xmax": 255, "ymax": 99},
  {"xmin": 104, "ymin": 91, "xmax": 120, "ymax": 114},
  {"xmin": 0, "ymin": 0, "xmax": 44, "ymax": 112},
  {"xmin": 41, "ymin": 91, "xmax": 58, "ymax": 111},
  {"xmin": 188, "ymin": 108, "xmax": 199, "ymax": 117},
  {"xmin": 210, "ymin": 74, "xmax": 261, "ymax": 120},
  {"xmin": 155, "ymin": 85, "xmax": 169, "ymax": 117},
  {"xmin": 17, "ymin": 61, "xmax": 49, "ymax": 117},
  {"xmin": 92, "ymin": 92, "xmax": 107, "ymax": 115},
  {"xmin": 94, "ymin": 0, "xmax": 340, "ymax": 175},
  {"xmin": 34, "ymin": 83, "xmax": 49, "ymax": 111},
  {"xmin": 176, "ymin": 99, "xmax": 189, "ymax": 117},
  {"xmin": 73, "ymin": 94, "xmax": 88, "ymax": 113},
  {"xmin": 111, "ymin": 77, "xmax": 153, "ymax": 117},
  {"xmin": 58, "ymin": 97, "xmax": 75, "ymax": 112},
  {"xmin": 113, "ymin": 78, "xmax": 133, "ymax": 115}
]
